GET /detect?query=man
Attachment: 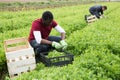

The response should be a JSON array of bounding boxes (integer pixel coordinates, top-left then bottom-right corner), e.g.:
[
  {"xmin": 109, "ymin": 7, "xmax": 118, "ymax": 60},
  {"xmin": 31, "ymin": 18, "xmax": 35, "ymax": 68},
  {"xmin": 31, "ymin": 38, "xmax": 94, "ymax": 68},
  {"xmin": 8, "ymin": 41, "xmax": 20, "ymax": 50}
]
[
  {"xmin": 89, "ymin": 5, "xmax": 107, "ymax": 19},
  {"xmin": 28, "ymin": 11, "xmax": 67, "ymax": 62}
]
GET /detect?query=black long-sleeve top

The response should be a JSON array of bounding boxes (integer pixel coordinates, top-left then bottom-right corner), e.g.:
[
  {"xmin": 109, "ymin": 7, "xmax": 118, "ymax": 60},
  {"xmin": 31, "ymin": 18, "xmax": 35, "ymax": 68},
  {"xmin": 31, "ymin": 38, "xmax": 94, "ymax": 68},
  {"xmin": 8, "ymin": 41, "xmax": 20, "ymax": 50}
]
[{"xmin": 89, "ymin": 5, "xmax": 103, "ymax": 18}]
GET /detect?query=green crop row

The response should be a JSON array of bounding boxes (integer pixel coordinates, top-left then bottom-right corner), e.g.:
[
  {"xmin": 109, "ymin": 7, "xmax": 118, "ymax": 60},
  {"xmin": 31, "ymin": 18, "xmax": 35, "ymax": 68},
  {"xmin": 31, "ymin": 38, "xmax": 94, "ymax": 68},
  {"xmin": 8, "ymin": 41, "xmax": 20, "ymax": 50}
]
[
  {"xmin": 0, "ymin": 2, "xmax": 120, "ymax": 80},
  {"xmin": 9, "ymin": 46, "xmax": 120, "ymax": 80}
]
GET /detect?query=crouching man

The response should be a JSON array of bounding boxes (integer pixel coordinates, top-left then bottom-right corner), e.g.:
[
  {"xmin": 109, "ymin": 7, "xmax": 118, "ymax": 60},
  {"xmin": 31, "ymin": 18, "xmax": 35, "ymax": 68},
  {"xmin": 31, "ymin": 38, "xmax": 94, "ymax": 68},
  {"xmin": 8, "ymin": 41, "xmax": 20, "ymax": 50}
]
[
  {"xmin": 28, "ymin": 11, "xmax": 67, "ymax": 63},
  {"xmin": 89, "ymin": 5, "xmax": 107, "ymax": 19}
]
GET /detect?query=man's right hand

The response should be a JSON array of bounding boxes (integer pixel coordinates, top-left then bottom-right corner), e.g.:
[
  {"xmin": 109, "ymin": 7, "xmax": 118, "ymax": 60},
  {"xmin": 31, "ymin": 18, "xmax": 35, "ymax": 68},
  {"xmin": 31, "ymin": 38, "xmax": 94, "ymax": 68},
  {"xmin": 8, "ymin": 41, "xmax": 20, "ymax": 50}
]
[
  {"xmin": 52, "ymin": 41, "xmax": 62, "ymax": 49},
  {"xmin": 100, "ymin": 15, "xmax": 105, "ymax": 18}
]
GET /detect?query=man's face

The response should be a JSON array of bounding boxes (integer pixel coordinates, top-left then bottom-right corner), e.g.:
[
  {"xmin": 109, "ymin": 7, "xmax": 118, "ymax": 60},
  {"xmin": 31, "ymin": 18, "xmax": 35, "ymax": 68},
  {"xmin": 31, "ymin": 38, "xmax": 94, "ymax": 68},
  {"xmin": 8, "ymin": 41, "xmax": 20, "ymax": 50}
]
[
  {"xmin": 42, "ymin": 19, "xmax": 52, "ymax": 26},
  {"xmin": 102, "ymin": 7, "xmax": 106, "ymax": 11}
]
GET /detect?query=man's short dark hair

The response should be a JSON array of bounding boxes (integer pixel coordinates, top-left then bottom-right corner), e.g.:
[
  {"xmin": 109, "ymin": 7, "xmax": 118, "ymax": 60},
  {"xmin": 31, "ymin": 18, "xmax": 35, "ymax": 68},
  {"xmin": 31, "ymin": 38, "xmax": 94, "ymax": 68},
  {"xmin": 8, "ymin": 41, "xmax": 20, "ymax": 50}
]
[
  {"xmin": 42, "ymin": 11, "xmax": 53, "ymax": 20},
  {"xmin": 103, "ymin": 6, "xmax": 107, "ymax": 10}
]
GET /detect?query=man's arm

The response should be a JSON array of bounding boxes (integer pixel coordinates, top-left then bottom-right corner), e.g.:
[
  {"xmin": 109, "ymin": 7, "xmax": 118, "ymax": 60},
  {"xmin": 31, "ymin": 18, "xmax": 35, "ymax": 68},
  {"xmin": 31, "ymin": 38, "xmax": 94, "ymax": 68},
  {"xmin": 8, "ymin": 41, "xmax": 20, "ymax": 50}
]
[
  {"xmin": 101, "ymin": 10, "xmax": 103, "ymax": 15},
  {"xmin": 61, "ymin": 32, "xmax": 66, "ymax": 40},
  {"xmin": 33, "ymin": 31, "xmax": 52, "ymax": 45},
  {"xmin": 54, "ymin": 25, "xmax": 66, "ymax": 40},
  {"xmin": 55, "ymin": 25, "xmax": 68, "ymax": 50},
  {"xmin": 41, "ymin": 39, "xmax": 52, "ymax": 44}
]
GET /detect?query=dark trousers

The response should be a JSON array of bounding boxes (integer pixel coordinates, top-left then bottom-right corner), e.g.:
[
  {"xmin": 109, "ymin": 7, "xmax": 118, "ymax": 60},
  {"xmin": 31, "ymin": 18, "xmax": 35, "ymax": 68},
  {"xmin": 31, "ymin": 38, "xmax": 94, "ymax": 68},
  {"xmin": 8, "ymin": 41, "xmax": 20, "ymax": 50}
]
[
  {"xmin": 89, "ymin": 10, "xmax": 100, "ymax": 19},
  {"xmin": 29, "ymin": 36, "xmax": 61, "ymax": 63},
  {"xmin": 30, "ymin": 36, "xmax": 61, "ymax": 54}
]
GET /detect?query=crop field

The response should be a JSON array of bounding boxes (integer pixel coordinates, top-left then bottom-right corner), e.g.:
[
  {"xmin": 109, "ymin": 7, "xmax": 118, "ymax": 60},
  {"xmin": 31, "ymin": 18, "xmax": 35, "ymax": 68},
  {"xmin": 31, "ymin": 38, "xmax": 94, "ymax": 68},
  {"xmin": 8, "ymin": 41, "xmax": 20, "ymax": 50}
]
[{"xmin": 0, "ymin": 1, "xmax": 120, "ymax": 80}]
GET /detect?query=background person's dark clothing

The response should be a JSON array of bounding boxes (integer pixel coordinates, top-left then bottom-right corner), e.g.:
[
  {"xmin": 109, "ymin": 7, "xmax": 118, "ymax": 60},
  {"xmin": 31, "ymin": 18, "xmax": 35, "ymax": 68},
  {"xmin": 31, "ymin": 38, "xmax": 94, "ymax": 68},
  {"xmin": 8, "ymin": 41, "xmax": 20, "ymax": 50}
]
[{"xmin": 89, "ymin": 5, "xmax": 103, "ymax": 18}]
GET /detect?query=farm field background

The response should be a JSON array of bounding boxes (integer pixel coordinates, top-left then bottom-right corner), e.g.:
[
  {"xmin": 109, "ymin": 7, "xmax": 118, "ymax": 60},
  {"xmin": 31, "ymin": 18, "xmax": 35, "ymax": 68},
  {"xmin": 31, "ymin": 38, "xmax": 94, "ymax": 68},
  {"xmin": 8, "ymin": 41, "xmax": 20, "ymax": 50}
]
[{"xmin": 0, "ymin": 1, "xmax": 120, "ymax": 80}]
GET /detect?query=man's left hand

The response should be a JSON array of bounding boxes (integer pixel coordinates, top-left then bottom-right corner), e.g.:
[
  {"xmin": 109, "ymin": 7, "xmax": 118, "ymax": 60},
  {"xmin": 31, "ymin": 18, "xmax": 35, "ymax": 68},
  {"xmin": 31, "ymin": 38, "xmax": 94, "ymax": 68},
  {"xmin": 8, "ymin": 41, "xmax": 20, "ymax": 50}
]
[{"xmin": 60, "ymin": 40, "xmax": 68, "ymax": 50}]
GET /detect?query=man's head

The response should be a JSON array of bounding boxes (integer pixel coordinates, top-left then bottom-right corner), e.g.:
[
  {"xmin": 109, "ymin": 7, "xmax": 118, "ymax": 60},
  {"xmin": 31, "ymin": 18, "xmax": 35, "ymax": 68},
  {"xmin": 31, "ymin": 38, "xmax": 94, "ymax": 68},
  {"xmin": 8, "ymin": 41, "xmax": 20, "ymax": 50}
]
[
  {"xmin": 102, "ymin": 6, "xmax": 107, "ymax": 11},
  {"xmin": 42, "ymin": 11, "xmax": 54, "ymax": 26}
]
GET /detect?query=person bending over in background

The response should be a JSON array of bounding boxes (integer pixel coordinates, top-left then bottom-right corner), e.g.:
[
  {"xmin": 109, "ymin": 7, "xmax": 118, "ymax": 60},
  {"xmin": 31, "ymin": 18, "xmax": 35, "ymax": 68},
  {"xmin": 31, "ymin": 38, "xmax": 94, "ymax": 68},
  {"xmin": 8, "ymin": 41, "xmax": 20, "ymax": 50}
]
[
  {"xmin": 28, "ymin": 11, "xmax": 67, "ymax": 63},
  {"xmin": 89, "ymin": 5, "xmax": 107, "ymax": 19}
]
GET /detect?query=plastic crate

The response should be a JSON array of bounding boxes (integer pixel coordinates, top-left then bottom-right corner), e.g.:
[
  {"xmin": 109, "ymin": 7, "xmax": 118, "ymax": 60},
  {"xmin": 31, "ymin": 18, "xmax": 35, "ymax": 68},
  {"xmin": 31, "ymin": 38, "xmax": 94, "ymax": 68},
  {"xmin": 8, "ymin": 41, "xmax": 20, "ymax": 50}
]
[{"xmin": 39, "ymin": 51, "xmax": 74, "ymax": 66}]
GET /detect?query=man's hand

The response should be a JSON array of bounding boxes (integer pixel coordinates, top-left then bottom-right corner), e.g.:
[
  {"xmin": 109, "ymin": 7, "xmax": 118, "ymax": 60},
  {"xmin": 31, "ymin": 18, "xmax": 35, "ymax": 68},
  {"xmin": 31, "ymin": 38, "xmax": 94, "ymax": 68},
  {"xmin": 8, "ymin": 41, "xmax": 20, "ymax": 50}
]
[
  {"xmin": 52, "ymin": 41, "xmax": 62, "ymax": 49},
  {"xmin": 100, "ymin": 15, "xmax": 105, "ymax": 18},
  {"xmin": 60, "ymin": 40, "xmax": 68, "ymax": 50}
]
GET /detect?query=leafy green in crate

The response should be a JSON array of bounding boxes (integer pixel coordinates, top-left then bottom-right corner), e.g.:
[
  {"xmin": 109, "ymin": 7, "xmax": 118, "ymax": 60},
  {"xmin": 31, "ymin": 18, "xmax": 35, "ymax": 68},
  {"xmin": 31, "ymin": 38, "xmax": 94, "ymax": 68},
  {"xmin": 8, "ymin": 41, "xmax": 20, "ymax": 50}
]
[{"xmin": 47, "ymin": 50, "xmax": 64, "ymax": 58}]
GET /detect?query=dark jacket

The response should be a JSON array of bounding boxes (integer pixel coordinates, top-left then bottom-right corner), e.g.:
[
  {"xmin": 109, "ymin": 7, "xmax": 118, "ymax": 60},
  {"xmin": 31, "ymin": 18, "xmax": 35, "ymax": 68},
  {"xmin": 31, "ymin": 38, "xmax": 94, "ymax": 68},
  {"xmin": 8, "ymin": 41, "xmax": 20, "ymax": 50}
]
[{"xmin": 89, "ymin": 5, "xmax": 103, "ymax": 18}]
